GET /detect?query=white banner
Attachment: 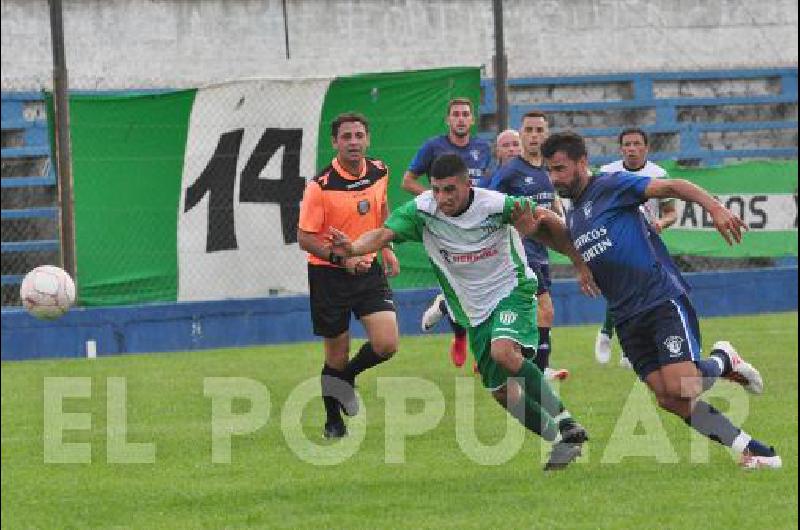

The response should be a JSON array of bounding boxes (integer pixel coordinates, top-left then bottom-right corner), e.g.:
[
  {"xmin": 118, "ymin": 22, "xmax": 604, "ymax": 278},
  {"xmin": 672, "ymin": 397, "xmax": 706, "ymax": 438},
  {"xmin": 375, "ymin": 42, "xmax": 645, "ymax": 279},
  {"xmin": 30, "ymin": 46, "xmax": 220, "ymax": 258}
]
[
  {"xmin": 674, "ymin": 194, "xmax": 797, "ymax": 231},
  {"xmin": 178, "ymin": 79, "xmax": 332, "ymax": 300}
]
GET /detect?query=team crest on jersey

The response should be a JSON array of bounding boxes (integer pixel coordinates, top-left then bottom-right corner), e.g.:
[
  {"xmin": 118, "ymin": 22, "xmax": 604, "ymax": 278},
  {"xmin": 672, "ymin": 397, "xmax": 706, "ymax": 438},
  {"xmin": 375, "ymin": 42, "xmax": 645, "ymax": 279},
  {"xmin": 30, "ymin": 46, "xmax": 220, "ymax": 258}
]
[
  {"xmin": 498, "ymin": 311, "xmax": 518, "ymax": 325},
  {"xmin": 357, "ymin": 199, "xmax": 370, "ymax": 215},
  {"xmin": 664, "ymin": 335, "xmax": 684, "ymax": 357},
  {"xmin": 582, "ymin": 200, "xmax": 593, "ymax": 219},
  {"xmin": 525, "ymin": 176, "xmax": 534, "ymax": 184},
  {"xmin": 470, "ymin": 149, "xmax": 480, "ymax": 161}
]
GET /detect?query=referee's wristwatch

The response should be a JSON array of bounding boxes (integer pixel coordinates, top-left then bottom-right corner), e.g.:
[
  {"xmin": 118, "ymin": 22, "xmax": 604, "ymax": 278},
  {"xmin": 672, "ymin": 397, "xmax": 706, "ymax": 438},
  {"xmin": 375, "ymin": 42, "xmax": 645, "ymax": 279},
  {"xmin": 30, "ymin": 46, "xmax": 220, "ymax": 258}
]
[{"xmin": 328, "ymin": 251, "xmax": 345, "ymax": 267}]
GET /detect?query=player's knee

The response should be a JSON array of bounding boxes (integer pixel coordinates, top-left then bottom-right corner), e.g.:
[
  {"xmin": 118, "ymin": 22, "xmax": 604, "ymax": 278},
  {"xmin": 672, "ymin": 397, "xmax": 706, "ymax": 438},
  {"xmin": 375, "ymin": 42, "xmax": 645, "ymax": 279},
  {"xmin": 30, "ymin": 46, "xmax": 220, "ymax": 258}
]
[
  {"xmin": 489, "ymin": 347, "xmax": 517, "ymax": 370},
  {"xmin": 663, "ymin": 377, "xmax": 698, "ymax": 401},
  {"xmin": 539, "ymin": 305, "xmax": 554, "ymax": 324},
  {"xmin": 491, "ymin": 386, "xmax": 507, "ymax": 406},
  {"xmin": 372, "ymin": 340, "xmax": 397, "ymax": 359},
  {"xmin": 655, "ymin": 392, "xmax": 677, "ymax": 413}
]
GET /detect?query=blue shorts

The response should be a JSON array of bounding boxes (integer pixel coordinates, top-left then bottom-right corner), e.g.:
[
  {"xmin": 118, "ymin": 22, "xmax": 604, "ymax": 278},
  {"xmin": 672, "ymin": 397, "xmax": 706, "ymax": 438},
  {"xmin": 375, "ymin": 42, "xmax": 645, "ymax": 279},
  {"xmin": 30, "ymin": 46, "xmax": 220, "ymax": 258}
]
[
  {"xmin": 616, "ymin": 294, "xmax": 702, "ymax": 381},
  {"xmin": 529, "ymin": 262, "xmax": 551, "ymax": 295}
]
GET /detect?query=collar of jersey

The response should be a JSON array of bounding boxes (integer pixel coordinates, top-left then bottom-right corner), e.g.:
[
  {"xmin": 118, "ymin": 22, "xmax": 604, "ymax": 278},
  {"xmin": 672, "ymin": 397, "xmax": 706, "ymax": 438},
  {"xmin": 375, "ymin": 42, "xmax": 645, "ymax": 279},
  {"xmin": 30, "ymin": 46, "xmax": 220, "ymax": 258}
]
[{"xmin": 332, "ymin": 157, "xmax": 367, "ymax": 181}]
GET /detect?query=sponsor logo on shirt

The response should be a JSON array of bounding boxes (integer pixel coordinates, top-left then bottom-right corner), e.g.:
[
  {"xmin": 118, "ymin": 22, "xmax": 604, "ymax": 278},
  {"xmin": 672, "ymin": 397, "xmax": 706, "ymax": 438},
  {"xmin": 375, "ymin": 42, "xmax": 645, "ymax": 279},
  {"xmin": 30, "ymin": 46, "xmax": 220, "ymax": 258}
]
[
  {"xmin": 439, "ymin": 247, "xmax": 499, "ymax": 264},
  {"xmin": 574, "ymin": 226, "xmax": 613, "ymax": 262}
]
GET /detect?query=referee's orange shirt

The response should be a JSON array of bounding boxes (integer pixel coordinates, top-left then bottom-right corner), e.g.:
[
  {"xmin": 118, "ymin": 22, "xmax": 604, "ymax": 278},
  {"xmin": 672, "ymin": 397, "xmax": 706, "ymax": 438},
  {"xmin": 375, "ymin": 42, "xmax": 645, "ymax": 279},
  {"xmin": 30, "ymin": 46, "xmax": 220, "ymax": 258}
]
[{"xmin": 298, "ymin": 156, "xmax": 389, "ymax": 267}]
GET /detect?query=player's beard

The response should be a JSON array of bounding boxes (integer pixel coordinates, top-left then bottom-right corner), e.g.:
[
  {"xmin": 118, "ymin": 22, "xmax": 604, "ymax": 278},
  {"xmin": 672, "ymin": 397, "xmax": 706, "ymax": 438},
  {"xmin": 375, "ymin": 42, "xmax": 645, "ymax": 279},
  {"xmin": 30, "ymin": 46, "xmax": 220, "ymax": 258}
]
[{"xmin": 556, "ymin": 170, "xmax": 582, "ymax": 199}]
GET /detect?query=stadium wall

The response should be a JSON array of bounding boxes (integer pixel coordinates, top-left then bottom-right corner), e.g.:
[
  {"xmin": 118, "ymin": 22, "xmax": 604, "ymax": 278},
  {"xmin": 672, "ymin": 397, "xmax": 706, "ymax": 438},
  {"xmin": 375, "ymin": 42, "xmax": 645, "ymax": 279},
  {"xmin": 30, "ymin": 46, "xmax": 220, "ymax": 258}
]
[
  {"xmin": 2, "ymin": 267, "xmax": 797, "ymax": 361},
  {"xmin": 2, "ymin": 0, "xmax": 797, "ymax": 90}
]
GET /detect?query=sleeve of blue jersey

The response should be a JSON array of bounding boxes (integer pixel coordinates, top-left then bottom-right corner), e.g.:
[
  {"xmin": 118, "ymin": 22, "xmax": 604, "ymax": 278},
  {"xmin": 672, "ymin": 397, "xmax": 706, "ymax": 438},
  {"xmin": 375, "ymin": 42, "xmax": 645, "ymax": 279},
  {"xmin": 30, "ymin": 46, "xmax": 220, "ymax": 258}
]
[
  {"xmin": 407, "ymin": 140, "xmax": 432, "ymax": 175},
  {"xmin": 611, "ymin": 172, "xmax": 652, "ymax": 208},
  {"xmin": 487, "ymin": 165, "xmax": 508, "ymax": 192}
]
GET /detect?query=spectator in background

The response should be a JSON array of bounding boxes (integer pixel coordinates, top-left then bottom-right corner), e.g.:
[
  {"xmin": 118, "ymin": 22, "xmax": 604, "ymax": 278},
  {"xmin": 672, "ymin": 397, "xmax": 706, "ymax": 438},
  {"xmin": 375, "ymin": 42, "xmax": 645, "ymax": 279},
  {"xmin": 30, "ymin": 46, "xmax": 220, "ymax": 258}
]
[
  {"xmin": 405, "ymin": 98, "xmax": 492, "ymax": 369},
  {"xmin": 595, "ymin": 128, "xmax": 678, "ymax": 367}
]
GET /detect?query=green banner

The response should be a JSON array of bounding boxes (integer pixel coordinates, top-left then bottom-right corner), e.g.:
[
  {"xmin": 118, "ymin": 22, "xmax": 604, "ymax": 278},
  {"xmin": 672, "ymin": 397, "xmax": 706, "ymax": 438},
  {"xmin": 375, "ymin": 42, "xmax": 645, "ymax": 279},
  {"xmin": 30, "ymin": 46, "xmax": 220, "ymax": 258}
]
[{"xmin": 48, "ymin": 91, "xmax": 196, "ymax": 305}]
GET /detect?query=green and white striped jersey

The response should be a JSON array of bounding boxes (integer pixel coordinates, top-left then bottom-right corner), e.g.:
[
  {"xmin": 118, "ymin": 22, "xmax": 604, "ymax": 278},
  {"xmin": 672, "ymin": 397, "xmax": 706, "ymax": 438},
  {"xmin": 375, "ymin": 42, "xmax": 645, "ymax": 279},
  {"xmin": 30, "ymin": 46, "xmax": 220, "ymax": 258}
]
[{"xmin": 385, "ymin": 188, "xmax": 538, "ymax": 327}]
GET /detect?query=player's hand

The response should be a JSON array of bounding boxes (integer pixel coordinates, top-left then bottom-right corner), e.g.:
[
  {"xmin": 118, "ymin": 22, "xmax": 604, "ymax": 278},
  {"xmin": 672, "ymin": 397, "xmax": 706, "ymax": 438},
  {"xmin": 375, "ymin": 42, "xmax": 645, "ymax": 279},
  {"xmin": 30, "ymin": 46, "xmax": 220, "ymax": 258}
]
[
  {"xmin": 382, "ymin": 247, "xmax": 400, "ymax": 277},
  {"xmin": 575, "ymin": 263, "xmax": 600, "ymax": 298},
  {"xmin": 344, "ymin": 256, "xmax": 372, "ymax": 275},
  {"xmin": 511, "ymin": 200, "xmax": 541, "ymax": 236},
  {"xmin": 327, "ymin": 227, "xmax": 354, "ymax": 256},
  {"xmin": 709, "ymin": 204, "xmax": 747, "ymax": 245}
]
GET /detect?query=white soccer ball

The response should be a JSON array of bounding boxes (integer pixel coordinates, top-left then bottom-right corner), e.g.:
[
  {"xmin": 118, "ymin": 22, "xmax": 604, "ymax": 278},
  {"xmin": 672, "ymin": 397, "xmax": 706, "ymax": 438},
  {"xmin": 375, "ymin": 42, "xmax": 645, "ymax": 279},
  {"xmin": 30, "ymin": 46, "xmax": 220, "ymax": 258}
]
[{"xmin": 19, "ymin": 265, "xmax": 76, "ymax": 320}]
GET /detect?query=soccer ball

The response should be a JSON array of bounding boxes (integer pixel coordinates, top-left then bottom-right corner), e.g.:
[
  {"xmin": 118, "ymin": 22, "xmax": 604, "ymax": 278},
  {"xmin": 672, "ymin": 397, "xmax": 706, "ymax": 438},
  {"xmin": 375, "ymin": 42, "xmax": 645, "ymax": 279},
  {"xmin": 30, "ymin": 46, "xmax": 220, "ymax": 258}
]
[{"xmin": 19, "ymin": 265, "xmax": 76, "ymax": 320}]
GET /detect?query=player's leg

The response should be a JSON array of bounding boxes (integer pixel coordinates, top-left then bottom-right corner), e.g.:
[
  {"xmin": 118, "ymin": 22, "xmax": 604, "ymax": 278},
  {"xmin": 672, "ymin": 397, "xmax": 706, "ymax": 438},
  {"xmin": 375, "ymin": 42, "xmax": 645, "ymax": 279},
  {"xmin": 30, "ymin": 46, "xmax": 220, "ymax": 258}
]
[
  {"xmin": 595, "ymin": 306, "xmax": 614, "ymax": 364},
  {"xmin": 309, "ymin": 264, "xmax": 356, "ymax": 438},
  {"xmin": 536, "ymin": 290, "xmax": 569, "ymax": 381},
  {"xmin": 449, "ymin": 317, "xmax": 468, "ymax": 368},
  {"xmin": 347, "ymin": 261, "xmax": 398, "ymax": 403},
  {"xmin": 487, "ymin": 338, "xmax": 587, "ymax": 471},
  {"xmin": 353, "ymin": 310, "xmax": 397, "ymax": 380},
  {"xmin": 646, "ymin": 296, "xmax": 780, "ymax": 468},
  {"xmin": 321, "ymin": 332, "xmax": 352, "ymax": 438},
  {"xmin": 421, "ymin": 290, "xmax": 467, "ymax": 367},
  {"xmin": 421, "ymin": 292, "xmax": 445, "ymax": 331}
]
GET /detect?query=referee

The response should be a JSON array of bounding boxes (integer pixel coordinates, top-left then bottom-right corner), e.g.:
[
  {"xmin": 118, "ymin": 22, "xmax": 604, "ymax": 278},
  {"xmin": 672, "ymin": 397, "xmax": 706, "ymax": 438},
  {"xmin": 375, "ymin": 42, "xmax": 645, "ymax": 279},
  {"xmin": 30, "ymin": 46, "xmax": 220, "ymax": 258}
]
[{"xmin": 297, "ymin": 113, "xmax": 400, "ymax": 439}]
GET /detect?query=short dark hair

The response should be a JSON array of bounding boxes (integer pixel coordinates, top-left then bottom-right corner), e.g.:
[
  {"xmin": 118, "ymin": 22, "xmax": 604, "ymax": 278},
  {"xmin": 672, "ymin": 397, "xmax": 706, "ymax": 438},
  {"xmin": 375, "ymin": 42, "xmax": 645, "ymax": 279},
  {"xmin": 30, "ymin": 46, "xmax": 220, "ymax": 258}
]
[
  {"xmin": 618, "ymin": 127, "xmax": 648, "ymax": 146},
  {"xmin": 541, "ymin": 131, "xmax": 588, "ymax": 161},
  {"xmin": 430, "ymin": 153, "xmax": 468, "ymax": 180},
  {"xmin": 331, "ymin": 113, "xmax": 369, "ymax": 138},
  {"xmin": 522, "ymin": 110, "xmax": 547, "ymax": 121},
  {"xmin": 447, "ymin": 97, "xmax": 474, "ymax": 115}
]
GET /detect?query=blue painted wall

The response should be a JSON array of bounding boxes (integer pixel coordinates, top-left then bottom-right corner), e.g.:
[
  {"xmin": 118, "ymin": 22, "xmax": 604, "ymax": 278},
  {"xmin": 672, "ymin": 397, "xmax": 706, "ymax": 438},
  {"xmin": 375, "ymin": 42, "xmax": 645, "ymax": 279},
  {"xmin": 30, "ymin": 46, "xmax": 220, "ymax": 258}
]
[{"xmin": 2, "ymin": 267, "xmax": 796, "ymax": 361}]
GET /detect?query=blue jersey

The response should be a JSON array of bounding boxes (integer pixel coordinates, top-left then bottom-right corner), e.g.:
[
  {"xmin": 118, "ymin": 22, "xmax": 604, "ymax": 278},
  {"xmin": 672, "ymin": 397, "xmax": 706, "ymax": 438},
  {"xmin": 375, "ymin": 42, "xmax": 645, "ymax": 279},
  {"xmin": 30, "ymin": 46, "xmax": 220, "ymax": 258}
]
[
  {"xmin": 489, "ymin": 156, "xmax": 556, "ymax": 265},
  {"xmin": 408, "ymin": 135, "xmax": 492, "ymax": 188},
  {"xmin": 566, "ymin": 172, "xmax": 687, "ymax": 325}
]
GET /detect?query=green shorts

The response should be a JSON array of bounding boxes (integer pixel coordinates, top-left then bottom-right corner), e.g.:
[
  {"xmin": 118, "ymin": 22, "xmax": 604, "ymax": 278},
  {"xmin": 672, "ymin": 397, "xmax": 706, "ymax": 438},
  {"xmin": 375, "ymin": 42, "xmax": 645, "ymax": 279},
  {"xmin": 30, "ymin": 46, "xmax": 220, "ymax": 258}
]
[{"xmin": 468, "ymin": 283, "xmax": 539, "ymax": 390}]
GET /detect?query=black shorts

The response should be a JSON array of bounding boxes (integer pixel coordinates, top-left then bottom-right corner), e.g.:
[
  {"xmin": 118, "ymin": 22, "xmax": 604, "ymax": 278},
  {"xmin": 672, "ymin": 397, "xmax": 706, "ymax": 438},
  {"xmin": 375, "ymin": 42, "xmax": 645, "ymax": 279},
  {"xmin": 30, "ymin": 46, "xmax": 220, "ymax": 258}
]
[
  {"xmin": 308, "ymin": 261, "xmax": 395, "ymax": 338},
  {"xmin": 529, "ymin": 262, "xmax": 551, "ymax": 295},
  {"xmin": 616, "ymin": 294, "xmax": 702, "ymax": 381}
]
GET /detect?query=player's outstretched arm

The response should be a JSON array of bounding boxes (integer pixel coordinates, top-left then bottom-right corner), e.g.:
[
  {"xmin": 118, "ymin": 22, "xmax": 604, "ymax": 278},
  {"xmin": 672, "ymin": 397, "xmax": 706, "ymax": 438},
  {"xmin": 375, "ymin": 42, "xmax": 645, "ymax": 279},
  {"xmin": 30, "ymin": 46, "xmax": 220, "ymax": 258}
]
[
  {"xmin": 401, "ymin": 170, "xmax": 427, "ymax": 196},
  {"xmin": 512, "ymin": 202, "xmax": 600, "ymax": 297},
  {"xmin": 329, "ymin": 227, "xmax": 397, "ymax": 258},
  {"xmin": 646, "ymin": 179, "xmax": 747, "ymax": 245}
]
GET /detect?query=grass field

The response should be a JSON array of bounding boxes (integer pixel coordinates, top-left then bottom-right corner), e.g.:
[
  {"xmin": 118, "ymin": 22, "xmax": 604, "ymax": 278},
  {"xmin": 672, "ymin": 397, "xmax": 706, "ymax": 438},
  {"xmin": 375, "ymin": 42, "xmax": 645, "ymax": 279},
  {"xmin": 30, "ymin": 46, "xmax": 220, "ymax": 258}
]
[{"xmin": 2, "ymin": 312, "xmax": 797, "ymax": 529}]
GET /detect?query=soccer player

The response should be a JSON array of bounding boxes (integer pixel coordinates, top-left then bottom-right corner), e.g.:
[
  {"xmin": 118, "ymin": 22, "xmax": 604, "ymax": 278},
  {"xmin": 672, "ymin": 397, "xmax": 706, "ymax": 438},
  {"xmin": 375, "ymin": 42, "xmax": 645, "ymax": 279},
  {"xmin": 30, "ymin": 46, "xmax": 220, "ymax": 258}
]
[
  {"xmin": 595, "ymin": 128, "xmax": 678, "ymax": 367},
  {"xmin": 403, "ymin": 98, "xmax": 492, "ymax": 368},
  {"xmin": 490, "ymin": 111, "xmax": 569, "ymax": 381},
  {"xmin": 536, "ymin": 131, "xmax": 781, "ymax": 469},
  {"xmin": 297, "ymin": 113, "xmax": 400, "ymax": 439},
  {"xmin": 331, "ymin": 153, "xmax": 599, "ymax": 471}
]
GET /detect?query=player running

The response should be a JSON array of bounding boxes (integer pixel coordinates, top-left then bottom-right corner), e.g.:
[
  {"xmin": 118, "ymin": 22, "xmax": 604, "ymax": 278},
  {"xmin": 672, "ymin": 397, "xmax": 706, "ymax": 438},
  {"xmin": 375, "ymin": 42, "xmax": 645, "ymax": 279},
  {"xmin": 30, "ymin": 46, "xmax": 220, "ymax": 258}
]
[
  {"xmin": 535, "ymin": 131, "xmax": 781, "ymax": 469},
  {"xmin": 331, "ymin": 153, "xmax": 599, "ymax": 471}
]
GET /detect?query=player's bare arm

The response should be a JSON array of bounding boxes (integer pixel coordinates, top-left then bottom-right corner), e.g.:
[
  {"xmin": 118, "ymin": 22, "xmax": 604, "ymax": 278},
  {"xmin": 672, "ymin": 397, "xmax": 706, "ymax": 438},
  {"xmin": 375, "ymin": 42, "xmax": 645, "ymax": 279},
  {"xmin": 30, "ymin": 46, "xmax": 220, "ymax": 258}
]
[
  {"xmin": 645, "ymin": 179, "xmax": 746, "ymax": 245},
  {"xmin": 298, "ymin": 228, "xmax": 371, "ymax": 274},
  {"xmin": 379, "ymin": 201, "xmax": 400, "ymax": 277},
  {"xmin": 329, "ymin": 227, "xmax": 397, "ymax": 258},
  {"xmin": 512, "ymin": 202, "xmax": 599, "ymax": 297},
  {"xmin": 401, "ymin": 170, "xmax": 428, "ymax": 196}
]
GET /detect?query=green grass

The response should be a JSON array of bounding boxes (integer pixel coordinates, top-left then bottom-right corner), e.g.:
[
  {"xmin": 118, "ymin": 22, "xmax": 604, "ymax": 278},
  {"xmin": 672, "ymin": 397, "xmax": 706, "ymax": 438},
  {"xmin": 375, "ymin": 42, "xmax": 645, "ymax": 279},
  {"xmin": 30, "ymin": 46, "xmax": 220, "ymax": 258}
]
[{"xmin": 2, "ymin": 312, "xmax": 798, "ymax": 529}]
